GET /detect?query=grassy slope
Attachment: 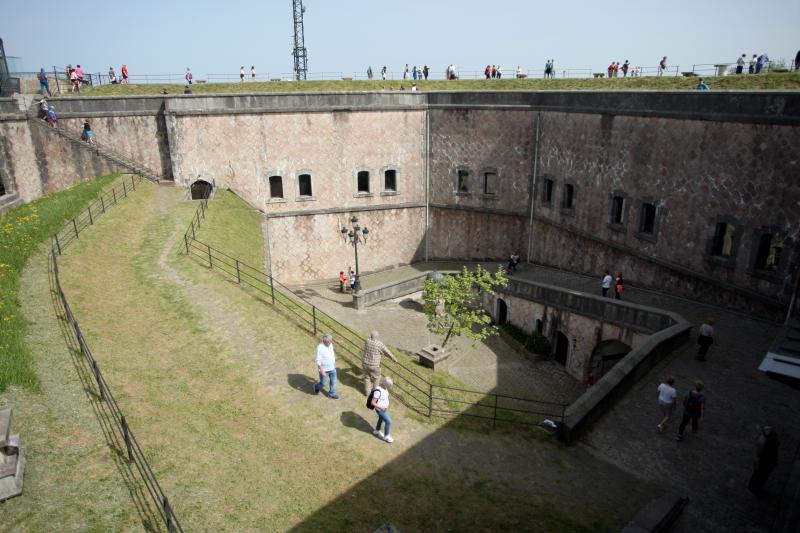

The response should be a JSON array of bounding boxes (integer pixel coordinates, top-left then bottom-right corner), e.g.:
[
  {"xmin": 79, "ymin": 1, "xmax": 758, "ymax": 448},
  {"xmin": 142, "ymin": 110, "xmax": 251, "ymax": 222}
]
[
  {"xmin": 0, "ymin": 173, "xmax": 119, "ymax": 393},
  {"xmin": 9, "ymin": 184, "xmax": 649, "ymax": 531},
  {"xmin": 71, "ymin": 72, "xmax": 800, "ymax": 97}
]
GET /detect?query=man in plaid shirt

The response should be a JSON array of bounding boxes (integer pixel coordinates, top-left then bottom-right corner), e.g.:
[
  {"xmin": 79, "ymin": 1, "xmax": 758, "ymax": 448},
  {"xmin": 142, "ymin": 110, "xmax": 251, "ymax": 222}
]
[{"xmin": 363, "ymin": 331, "xmax": 398, "ymax": 396}]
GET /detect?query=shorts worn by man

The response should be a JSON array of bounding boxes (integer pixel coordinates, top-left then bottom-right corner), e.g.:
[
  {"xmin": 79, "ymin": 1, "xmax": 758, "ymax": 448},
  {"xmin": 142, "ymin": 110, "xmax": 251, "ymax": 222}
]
[
  {"xmin": 363, "ymin": 331, "xmax": 398, "ymax": 396},
  {"xmin": 314, "ymin": 334, "xmax": 339, "ymax": 399}
]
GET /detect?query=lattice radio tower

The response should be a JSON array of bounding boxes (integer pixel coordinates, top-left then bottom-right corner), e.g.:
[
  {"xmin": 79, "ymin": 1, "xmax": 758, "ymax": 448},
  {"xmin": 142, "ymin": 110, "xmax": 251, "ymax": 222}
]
[{"xmin": 292, "ymin": 0, "xmax": 308, "ymax": 81}]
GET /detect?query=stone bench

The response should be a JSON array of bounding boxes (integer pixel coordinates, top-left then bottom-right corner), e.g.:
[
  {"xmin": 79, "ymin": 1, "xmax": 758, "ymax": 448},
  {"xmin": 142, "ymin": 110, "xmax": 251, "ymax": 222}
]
[
  {"xmin": 270, "ymin": 78, "xmax": 282, "ymax": 82},
  {"xmin": 341, "ymin": 76, "xmax": 353, "ymax": 81},
  {"xmin": 516, "ymin": 74, "xmax": 527, "ymax": 79},
  {"xmin": 593, "ymin": 73, "xmax": 605, "ymax": 78},
  {"xmin": 681, "ymin": 72, "xmax": 698, "ymax": 77},
  {"xmin": 195, "ymin": 80, "xmax": 207, "ymax": 84}
]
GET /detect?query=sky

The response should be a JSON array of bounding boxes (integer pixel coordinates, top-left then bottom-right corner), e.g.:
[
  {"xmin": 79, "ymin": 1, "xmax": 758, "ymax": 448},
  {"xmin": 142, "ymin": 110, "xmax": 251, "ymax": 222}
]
[{"xmin": 2, "ymin": 0, "xmax": 799, "ymax": 78}]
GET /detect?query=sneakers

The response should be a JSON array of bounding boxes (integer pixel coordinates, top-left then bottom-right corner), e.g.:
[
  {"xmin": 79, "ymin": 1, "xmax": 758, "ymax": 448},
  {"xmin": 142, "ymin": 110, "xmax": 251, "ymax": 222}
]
[
  {"xmin": 329, "ymin": 394, "xmax": 339, "ymax": 400},
  {"xmin": 313, "ymin": 384, "xmax": 320, "ymax": 395},
  {"xmin": 373, "ymin": 430, "xmax": 384, "ymax": 439},
  {"xmin": 657, "ymin": 424, "xmax": 663, "ymax": 433},
  {"xmin": 383, "ymin": 435, "xmax": 394, "ymax": 443}
]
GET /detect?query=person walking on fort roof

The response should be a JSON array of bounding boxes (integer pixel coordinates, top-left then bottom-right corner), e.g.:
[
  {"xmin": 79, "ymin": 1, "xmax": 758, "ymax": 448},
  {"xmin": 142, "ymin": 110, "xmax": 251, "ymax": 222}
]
[
  {"xmin": 185, "ymin": 68, "xmax": 193, "ymax": 85},
  {"xmin": 369, "ymin": 376, "xmax": 395, "ymax": 443},
  {"xmin": 748, "ymin": 426, "xmax": 779, "ymax": 495},
  {"xmin": 363, "ymin": 331, "xmax": 399, "ymax": 396},
  {"xmin": 657, "ymin": 376, "xmax": 677, "ymax": 433},
  {"xmin": 696, "ymin": 319, "xmax": 715, "ymax": 361},
  {"xmin": 614, "ymin": 273, "xmax": 624, "ymax": 300},
  {"xmin": 621, "ymin": 60, "xmax": 629, "ymax": 77},
  {"xmin": 37, "ymin": 68, "xmax": 52, "ymax": 97},
  {"xmin": 75, "ymin": 64, "xmax": 85, "ymax": 85},
  {"xmin": 795, "ymin": 50, "xmax": 800, "ymax": 71},
  {"xmin": 676, "ymin": 381, "xmax": 704, "ymax": 441},
  {"xmin": 381, "ymin": 66, "xmax": 387, "ymax": 80},
  {"xmin": 756, "ymin": 53, "xmax": 769, "ymax": 73},
  {"xmin": 314, "ymin": 334, "xmax": 339, "ymax": 399},
  {"xmin": 240, "ymin": 66, "xmax": 245, "ymax": 82},
  {"xmin": 497, "ymin": 65, "xmax": 502, "ymax": 79},
  {"xmin": 108, "ymin": 66, "xmax": 117, "ymax": 84},
  {"xmin": 70, "ymin": 68, "xmax": 80, "ymax": 93},
  {"xmin": 412, "ymin": 65, "xmax": 418, "ymax": 80},
  {"xmin": 251, "ymin": 66, "xmax": 256, "ymax": 80},
  {"xmin": 658, "ymin": 56, "xmax": 667, "ymax": 76},
  {"xmin": 601, "ymin": 270, "xmax": 613, "ymax": 297},
  {"xmin": 516, "ymin": 66, "xmax": 524, "ymax": 78},
  {"xmin": 607, "ymin": 62, "xmax": 615, "ymax": 78},
  {"xmin": 404, "ymin": 64, "xmax": 410, "ymax": 80},
  {"xmin": 367, "ymin": 66, "xmax": 373, "ymax": 80},
  {"xmin": 544, "ymin": 59, "xmax": 554, "ymax": 79},
  {"xmin": 485, "ymin": 65, "xmax": 491, "ymax": 79},
  {"xmin": 423, "ymin": 65, "xmax": 429, "ymax": 80},
  {"xmin": 749, "ymin": 54, "xmax": 757, "ymax": 74},
  {"xmin": 121, "ymin": 64, "xmax": 129, "ymax": 84},
  {"xmin": 736, "ymin": 54, "xmax": 746, "ymax": 74}
]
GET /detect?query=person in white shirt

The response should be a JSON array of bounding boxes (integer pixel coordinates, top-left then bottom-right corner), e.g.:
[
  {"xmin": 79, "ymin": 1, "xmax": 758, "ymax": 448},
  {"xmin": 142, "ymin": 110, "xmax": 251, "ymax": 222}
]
[
  {"xmin": 369, "ymin": 376, "xmax": 394, "ymax": 442},
  {"xmin": 601, "ymin": 270, "xmax": 613, "ymax": 297},
  {"xmin": 313, "ymin": 334, "xmax": 339, "ymax": 399},
  {"xmin": 657, "ymin": 377, "xmax": 677, "ymax": 433},
  {"xmin": 697, "ymin": 319, "xmax": 715, "ymax": 361}
]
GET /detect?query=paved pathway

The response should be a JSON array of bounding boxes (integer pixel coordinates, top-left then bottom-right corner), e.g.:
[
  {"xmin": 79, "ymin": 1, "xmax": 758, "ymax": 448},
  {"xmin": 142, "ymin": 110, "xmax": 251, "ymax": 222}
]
[{"xmin": 299, "ymin": 261, "xmax": 800, "ymax": 532}]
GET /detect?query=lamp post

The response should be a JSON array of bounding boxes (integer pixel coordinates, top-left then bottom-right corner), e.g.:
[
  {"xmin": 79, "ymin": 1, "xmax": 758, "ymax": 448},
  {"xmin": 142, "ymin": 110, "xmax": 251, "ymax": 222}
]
[{"xmin": 341, "ymin": 216, "xmax": 369, "ymax": 291}]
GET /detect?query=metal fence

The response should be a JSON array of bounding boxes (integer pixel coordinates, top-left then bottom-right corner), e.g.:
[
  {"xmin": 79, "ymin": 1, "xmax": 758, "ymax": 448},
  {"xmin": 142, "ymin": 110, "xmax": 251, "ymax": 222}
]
[
  {"xmin": 50, "ymin": 174, "xmax": 183, "ymax": 532},
  {"xmin": 183, "ymin": 198, "xmax": 567, "ymax": 427}
]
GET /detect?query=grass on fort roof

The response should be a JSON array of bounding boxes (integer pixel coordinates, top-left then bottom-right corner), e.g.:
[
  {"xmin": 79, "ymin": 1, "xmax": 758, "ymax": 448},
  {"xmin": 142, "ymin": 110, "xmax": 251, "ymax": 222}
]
[
  {"xmin": 0, "ymin": 173, "xmax": 119, "ymax": 393},
  {"xmin": 69, "ymin": 71, "xmax": 800, "ymax": 96}
]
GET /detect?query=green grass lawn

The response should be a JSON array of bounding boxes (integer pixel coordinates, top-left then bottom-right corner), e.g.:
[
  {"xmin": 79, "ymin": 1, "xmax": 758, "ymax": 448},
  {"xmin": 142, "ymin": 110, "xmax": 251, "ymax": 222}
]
[
  {"xmin": 69, "ymin": 72, "xmax": 800, "ymax": 97},
  {"xmin": 2, "ymin": 182, "xmax": 650, "ymax": 531},
  {"xmin": 0, "ymin": 173, "xmax": 118, "ymax": 393}
]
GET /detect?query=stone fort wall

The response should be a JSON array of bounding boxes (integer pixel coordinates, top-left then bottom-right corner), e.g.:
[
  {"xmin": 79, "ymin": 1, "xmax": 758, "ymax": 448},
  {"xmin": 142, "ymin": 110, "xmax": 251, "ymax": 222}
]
[{"xmin": 0, "ymin": 91, "xmax": 797, "ymax": 315}]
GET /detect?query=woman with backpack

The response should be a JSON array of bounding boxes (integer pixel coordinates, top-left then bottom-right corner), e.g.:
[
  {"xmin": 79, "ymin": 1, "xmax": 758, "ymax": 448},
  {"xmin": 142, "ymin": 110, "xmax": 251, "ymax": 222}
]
[
  {"xmin": 368, "ymin": 376, "xmax": 395, "ymax": 443},
  {"xmin": 676, "ymin": 381, "xmax": 705, "ymax": 442}
]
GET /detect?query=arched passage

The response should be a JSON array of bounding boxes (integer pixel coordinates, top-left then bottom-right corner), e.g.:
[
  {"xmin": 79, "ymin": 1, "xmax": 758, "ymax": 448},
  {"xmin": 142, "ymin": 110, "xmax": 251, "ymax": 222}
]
[
  {"xmin": 554, "ymin": 331, "xmax": 569, "ymax": 365},
  {"xmin": 190, "ymin": 180, "xmax": 212, "ymax": 200},
  {"xmin": 590, "ymin": 339, "xmax": 632, "ymax": 377},
  {"xmin": 496, "ymin": 299, "xmax": 508, "ymax": 325}
]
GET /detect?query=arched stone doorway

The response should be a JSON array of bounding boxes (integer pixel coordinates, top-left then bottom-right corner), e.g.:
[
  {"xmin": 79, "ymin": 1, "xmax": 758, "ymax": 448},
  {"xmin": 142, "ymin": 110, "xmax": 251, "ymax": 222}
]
[
  {"xmin": 496, "ymin": 298, "xmax": 508, "ymax": 325},
  {"xmin": 590, "ymin": 339, "xmax": 632, "ymax": 377},
  {"xmin": 554, "ymin": 331, "xmax": 569, "ymax": 365},
  {"xmin": 190, "ymin": 180, "xmax": 212, "ymax": 200}
]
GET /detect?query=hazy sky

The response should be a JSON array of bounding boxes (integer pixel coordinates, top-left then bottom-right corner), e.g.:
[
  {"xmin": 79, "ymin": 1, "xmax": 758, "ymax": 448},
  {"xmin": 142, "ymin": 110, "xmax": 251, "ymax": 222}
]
[{"xmin": 3, "ymin": 0, "xmax": 799, "ymax": 77}]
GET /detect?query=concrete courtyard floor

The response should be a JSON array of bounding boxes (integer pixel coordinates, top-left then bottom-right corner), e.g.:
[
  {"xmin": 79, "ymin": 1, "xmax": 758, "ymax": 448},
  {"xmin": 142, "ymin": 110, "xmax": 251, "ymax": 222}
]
[{"xmin": 298, "ymin": 261, "xmax": 800, "ymax": 532}]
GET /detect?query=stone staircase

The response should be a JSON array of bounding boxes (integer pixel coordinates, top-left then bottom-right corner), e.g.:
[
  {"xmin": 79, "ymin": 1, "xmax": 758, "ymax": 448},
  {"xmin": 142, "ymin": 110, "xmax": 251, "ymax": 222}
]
[
  {"xmin": 31, "ymin": 118, "xmax": 170, "ymax": 185},
  {"xmin": 0, "ymin": 408, "xmax": 25, "ymax": 501}
]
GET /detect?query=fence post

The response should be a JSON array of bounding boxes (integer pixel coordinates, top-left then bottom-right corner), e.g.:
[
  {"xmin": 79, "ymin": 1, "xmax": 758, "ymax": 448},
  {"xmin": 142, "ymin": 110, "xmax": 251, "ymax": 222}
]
[
  {"xmin": 72, "ymin": 218, "xmax": 79, "ymax": 238},
  {"xmin": 53, "ymin": 67, "xmax": 60, "ymax": 93},
  {"xmin": 123, "ymin": 181, "xmax": 128, "ymax": 197},
  {"xmin": 92, "ymin": 360, "xmax": 105, "ymax": 400},
  {"xmin": 112, "ymin": 188, "xmax": 117, "ymax": 204},
  {"xmin": 54, "ymin": 234, "xmax": 62, "ymax": 255},
  {"xmin": 312, "ymin": 306, "xmax": 317, "ymax": 335},
  {"xmin": 235, "ymin": 259, "xmax": 241, "ymax": 283},
  {"xmin": 269, "ymin": 275, "xmax": 275, "ymax": 304},
  {"xmin": 163, "ymin": 496, "xmax": 175, "ymax": 533},
  {"xmin": 191, "ymin": 221, "xmax": 196, "ymax": 240},
  {"xmin": 131, "ymin": 175, "xmax": 136, "ymax": 190},
  {"xmin": 428, "ymin": 383, "xmax": 433, "ymax": 417},
  {"xmin": 207, "ymin": 244, "xmax": 212, "ymax": 268},
  {"xmin": 87, "ymin": 205, "xmax": 93, "ymax": 225},
  {"xmin": 100, "ymin": 196, "xmax": 106, "ymax": 213},
  {"xmin": 195, "ymin": 210, "xmax": 200, "ymax": 227},
  {"xmin": 492, "ymin": 394, "xmax": 498, "ymax": 428},
  {"xmin": 121, "ymin": 416, "xmax": 133, "ymax": 461}
]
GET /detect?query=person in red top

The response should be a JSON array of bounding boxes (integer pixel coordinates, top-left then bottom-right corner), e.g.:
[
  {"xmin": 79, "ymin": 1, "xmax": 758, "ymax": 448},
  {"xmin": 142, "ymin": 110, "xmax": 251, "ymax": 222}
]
[
  {"xmin": 338, "ymin": 271, "xmax": 347, "ymax": 292},
  {"xmin": 614, "ymin": 273, "xmax": 624, "ymax": 300},
  {"xmin": 607, "ymin": 62, "xmax": 615, "ymax": 78},
  {"xmin": 121, "ymin": 64, "xmax": 129, "ymax": 84}
]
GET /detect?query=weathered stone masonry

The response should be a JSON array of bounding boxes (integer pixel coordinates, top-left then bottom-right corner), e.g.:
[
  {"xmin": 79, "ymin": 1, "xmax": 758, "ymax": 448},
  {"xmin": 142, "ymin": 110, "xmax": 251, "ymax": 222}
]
[{"xmin": 0, "ymin": 91, "xmax": 797, "ymax": 315}]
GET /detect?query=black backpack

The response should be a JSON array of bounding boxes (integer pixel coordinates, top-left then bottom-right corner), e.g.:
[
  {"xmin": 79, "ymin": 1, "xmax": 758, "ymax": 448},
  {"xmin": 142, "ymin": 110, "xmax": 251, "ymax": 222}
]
[{"xmin": 366, "ymin": 389, "xmax": 380, "ymax": 410}]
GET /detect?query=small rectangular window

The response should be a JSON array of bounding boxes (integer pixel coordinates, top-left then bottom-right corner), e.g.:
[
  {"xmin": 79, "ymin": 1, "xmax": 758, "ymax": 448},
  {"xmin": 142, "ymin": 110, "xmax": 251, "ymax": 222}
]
[
  {"xmin": 269, "ymin": 175, "xmax": 283, "ymax": 199},
  {"xmin": 639, "ymin": 203, "xmax": 656, "ymax": 234},
  {"xmin": 483, "ymin": 172, "xmax": 497, "ymax": 195},
  {"xmin": 611, "ymin": 196, "xmax": 625, "ymax": 224},
  {"xmin": 711, "ymin": 222, "xmax": 736, "ymax": 256},
  {"xmin": 542, "ymin": 179, "xmax": 553, "ymax": 203},
  {"xmin": 562, "ymin": 184, "xmax": 574, "ymax": 209},
  {"xmin": 755, "ymin": 234, "xmax": 783, "ymax": 270},
  {"xmin": 457, "ymin": 169, "xmax": 470, "ymax": 193},
  {"xmin": 384, "ymin": 169, "xmax": 396, "ymax": 191},
  {"xmin": 357, "ymin": 171, "xmax": 370, "ymax": 193},
  {"xmin": 298, "ymin": 174, "xmax": 312, "ymax": 197}
]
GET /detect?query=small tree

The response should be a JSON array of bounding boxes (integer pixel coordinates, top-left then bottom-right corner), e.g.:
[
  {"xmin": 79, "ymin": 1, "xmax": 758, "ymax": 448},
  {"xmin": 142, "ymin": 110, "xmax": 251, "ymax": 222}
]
[{"xmin": 422, "ymin": 266, "xmax": 508, "ymax": 349}]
